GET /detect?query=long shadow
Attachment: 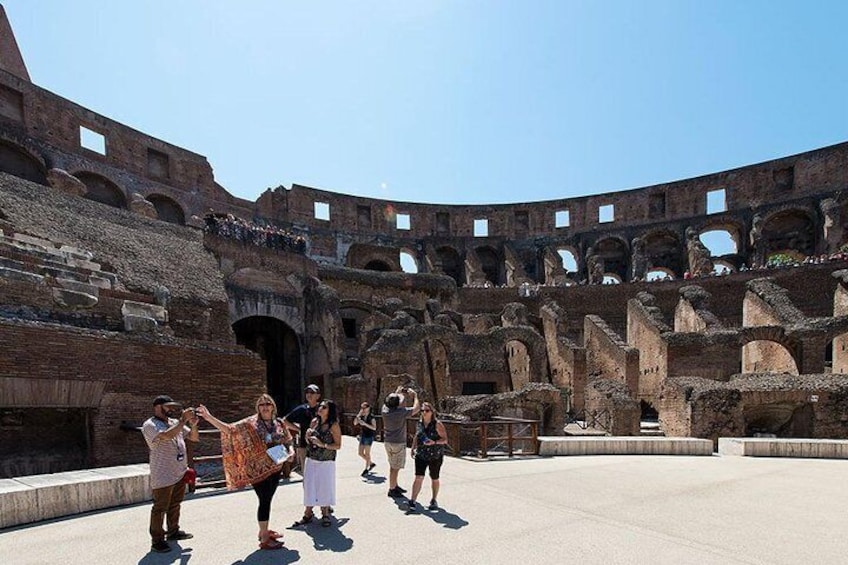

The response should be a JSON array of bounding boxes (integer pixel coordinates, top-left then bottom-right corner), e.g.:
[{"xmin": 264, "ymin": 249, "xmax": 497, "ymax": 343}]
[
  {"xmin": 137, "ymin": 545, "xmax": 193, "ymax": 564},
  {"xmin": 402, "ymin": 506, "xmax": 469, "ymax": 530},
  {"xmin": 231, "ymin": 546, "xmax": 301, "ymax": 564},
  {"xmin": 361, "ymin": 473, "xmax": 386, "ymax": 486},
  {"xmin": 296, "ymin": 516, "xmax": 353, "ymax": 552}
]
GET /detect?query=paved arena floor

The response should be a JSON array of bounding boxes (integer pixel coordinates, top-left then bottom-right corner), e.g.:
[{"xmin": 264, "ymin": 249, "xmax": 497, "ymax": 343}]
[{"xmin": 2, "ymin": 440, "xmax": 847, "ymax": 564}]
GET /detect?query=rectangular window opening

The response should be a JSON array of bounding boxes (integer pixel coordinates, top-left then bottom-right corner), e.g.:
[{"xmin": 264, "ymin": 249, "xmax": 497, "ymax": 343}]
[
  {"xmin": 598, "ymin": 204, "xmax": 614, "ymax": 223},
  {"xmin": 147, "ymin": 148, "xmax": 170, "ymax": 179},
  {"xmin": 474, "ymin": 218, "xmax": 488, "ymax": 237},
  {"xmin": 555, "ymin": 209, "xmax": 570, "ymax": 228},
  {"xmin": 357, "ymin": 205, "xmax": 372, "ymax": 228},
  {"xmin": 396, "ymin": 212, "xmax": 411, "ymax": 230},
  {"xmin": 436, "ymin": 212, "xmax": 450, "ymax": 234},
  {"xmin": 342, "ymin": 318, "xmax": 357, "ymax": 338},
  {"xmin": 515, "ymin": 211, "xmax": 529, "ymax": 231},
  {"xmin": 462, "ymin": 382, "xmax": 496, "ymax": 395},
  {"xmin": 79, "ymin": 126, "xmax": 106, "ymax": 155},
  {"xmin": 706, "ymin": 189, "xmax": 726, "ymax": 214},
  {"xmin": 314, "ymin": 201, "xmax": 330, "ymax": 221}
]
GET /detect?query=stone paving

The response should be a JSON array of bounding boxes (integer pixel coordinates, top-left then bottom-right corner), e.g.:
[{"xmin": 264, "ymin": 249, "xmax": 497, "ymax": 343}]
[{"xmin": 1, "ymin": 440, "xmax": 847, "ymax": 564}]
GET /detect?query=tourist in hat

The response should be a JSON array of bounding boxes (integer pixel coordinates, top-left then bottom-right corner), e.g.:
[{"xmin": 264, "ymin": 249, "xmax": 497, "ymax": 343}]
[
  {"xmin": 282, "ymin": 384, "xmax": 322, "ymax": 474},
  {"xmin": 196, "ymin": 394, "xmax": 295, "ymax": 550},
  {"xmin": 142, "ymin": 395, "xmax": 199, "ymax": 554}
]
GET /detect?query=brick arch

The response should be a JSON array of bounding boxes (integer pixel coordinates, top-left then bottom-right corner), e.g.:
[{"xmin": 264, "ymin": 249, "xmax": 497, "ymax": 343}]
[
  {"xmin": 474, "ymin": 244, "xmax": 503, "ymax": 285},
  {"xmin": 738, "ymin": 326, "xmax": 801, "ymax": 374},
  {"xmin": 146, "ymin": 193, "xmax": 185, "ymax": 225},
  {"xmin": 0, "ymin": 139, "xmax": 47, "ymax": 185},
  {"xmin": 760, "ymin": 205, "xmax": 817, "ymax": 259},
  {"xmin": 435, "ymin": 245, "xmax": 464, "ymax": 285},
  {"xmin": 74, "ymin": 171, "xmax": 126, "ymax": 209},
  {"xmin": 640, "ymin": 228, "xmax": 685, "ymax": 277},
  {"xmin": 589, "ymin": 235, "xmax": 629, "ymax": 282}
]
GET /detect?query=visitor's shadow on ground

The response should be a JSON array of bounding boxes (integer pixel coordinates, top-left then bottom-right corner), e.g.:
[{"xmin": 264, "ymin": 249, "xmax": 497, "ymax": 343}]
[
  {"xmin": 137, "ymin": 544, "xmax": 192, "ymax": 565},
  {"xmin": 361, "ymin": 473, "xmax": 386, "ymax": 485},
  {"xmin": 399, "ymin": 503, "xmax": 469, "ymax": 530},
  {"xmin": 231, "ymin": 546, "xmax": 301, "ymax": 564},
  {"xmin": 297, "ymin": 516, "xmax": 353, "ymax": 552}
]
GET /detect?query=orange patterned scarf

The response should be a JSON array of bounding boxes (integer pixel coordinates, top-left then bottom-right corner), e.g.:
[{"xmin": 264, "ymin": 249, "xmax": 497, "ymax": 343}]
[{"xmin": 220, "ymin": 415, "xmax": 285, "ymax": 490}]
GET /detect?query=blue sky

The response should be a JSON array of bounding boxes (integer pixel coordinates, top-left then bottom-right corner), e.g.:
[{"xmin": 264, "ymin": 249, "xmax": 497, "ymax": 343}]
[{"xmin": 4, "ymin": 1, "xmax": 848, "ymax": 206}]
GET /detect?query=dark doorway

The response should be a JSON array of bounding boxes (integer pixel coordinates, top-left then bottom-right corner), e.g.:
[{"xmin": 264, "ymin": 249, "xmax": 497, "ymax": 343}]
[
  {"xmin": 462, "ymin": 382, "xmax": 496, "ymax": 395},
  {"xmin": 640, "ymin": 400, "xmax": 659, "ymax": 421},
  {"xmin": 232, "ymin": 316, "xmax": 301, "ymax": 414}
]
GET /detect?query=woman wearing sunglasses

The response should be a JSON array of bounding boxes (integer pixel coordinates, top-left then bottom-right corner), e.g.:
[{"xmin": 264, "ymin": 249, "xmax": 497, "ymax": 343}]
[
  {"xmin": 407, "ymin": 402, "xmax": 448, "ymax": 513},
  {"xmin": 293, "ymin": 399, "xmax": 341, "ymax": 527},
  {"xmin": 197, "ymin": 394, "xmax": 295, "ymax": 550}
]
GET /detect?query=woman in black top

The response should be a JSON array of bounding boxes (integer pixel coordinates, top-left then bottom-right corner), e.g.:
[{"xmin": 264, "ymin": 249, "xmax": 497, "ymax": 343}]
[
  {"xmin": 408, "ymin": 402, "xmax": 448, "ymax": 512},
  {"xmin": 355, "ymin": 402, "xmax": 377, "ymax": 476}
]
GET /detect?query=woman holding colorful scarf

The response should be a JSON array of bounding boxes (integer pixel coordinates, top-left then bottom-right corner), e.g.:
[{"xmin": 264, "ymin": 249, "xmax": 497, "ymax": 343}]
[{"xmin": 197, "ymin": 394, "xmax": 295, "ymax": 550}]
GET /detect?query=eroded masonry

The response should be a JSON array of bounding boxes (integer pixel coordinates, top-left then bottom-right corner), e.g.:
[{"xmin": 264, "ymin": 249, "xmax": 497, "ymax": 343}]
[{"xmin": 2, "ymin": 6, "xmax": 848, "ymax": 477}]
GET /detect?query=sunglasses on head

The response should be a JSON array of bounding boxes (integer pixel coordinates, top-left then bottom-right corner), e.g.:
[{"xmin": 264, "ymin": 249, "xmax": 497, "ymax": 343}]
[{"xmin": 422, "ymin": 408, "xmax": 432, "ymax": 412}]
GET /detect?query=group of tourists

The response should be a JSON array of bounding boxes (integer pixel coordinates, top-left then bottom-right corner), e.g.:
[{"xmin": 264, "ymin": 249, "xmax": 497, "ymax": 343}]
[
  {"xmin": 203, "ymin": 212, "xmax": 307, "ymax": 254},
  {"xmin": 142, "ymin": 383, "xmax": 447, "ymax": 554}
]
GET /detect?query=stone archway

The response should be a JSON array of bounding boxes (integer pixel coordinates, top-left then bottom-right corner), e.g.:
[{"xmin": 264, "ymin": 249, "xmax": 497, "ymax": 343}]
[
  {"xmin": 232, "ymin": 316, "xmax": 301, "ymax": 413},
  {"xmin": 0, "ymin": 141, "xmax": 46, "ymax": 185},
  {"xmin": 147, "ymin": 194, "xmax": 185, "ymax": 225},
  {"xmin": 75, "ymin": 172, "xmax": 126, "ymax": 209}
]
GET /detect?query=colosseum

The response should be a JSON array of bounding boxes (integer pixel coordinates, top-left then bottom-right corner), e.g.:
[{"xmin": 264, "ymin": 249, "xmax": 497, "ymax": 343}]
[{"xmin": 2, "ymin": 6, "xmax": 848, "ymax": 478}]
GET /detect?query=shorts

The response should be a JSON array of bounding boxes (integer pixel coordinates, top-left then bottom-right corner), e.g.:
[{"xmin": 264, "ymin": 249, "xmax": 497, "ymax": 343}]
[
  {"xmin": 384, "ymin": 442, "xmax": 407, "ymax": 470},
  {"xmin": 359, "ymin": 435, "xmax": 374, "ymax": 446},
  {"xmin": 414, "ymin": 456, "xmax": 443, "ymax": 480}
]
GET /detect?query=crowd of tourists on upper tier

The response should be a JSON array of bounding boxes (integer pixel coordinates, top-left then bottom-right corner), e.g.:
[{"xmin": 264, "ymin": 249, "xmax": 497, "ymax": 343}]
[{"xmin": 204, "ymin": 212, "xmax": 306, "ymax": 254}]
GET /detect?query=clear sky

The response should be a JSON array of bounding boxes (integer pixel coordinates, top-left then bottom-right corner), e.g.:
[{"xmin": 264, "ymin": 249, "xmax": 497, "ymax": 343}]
[{"xmin": 4, "ymin": 1, "xmax": 848, "ymax": 205}]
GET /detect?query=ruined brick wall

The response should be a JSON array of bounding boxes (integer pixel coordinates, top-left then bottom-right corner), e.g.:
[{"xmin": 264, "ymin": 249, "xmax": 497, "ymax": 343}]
[
  {"xmin": 0, "ymin": 320, "xmax": 265, "ymax": 471},
  {"xmin": 626, "ymin": 297, "xmax": 669, "ymax": 405},
  {"xmin": 584, "ymin": 378, "xmax": 640, "ymax": 435},
  {"xmin": 742, "ymin": 288, "xmax": 800, "ymax": 374},
  {"xmin": 584, "ymin": 314, "xmax": 639, "ymax": 396},
  {"xmin": 833, "ymin": 276, "xmax": 848, "ymax": 373}
]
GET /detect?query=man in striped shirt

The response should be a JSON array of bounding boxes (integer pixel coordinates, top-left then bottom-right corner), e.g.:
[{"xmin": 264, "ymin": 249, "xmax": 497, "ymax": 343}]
[{"xmin": 142, "ymin": 395, "xmax": 199, "ymax": 553}]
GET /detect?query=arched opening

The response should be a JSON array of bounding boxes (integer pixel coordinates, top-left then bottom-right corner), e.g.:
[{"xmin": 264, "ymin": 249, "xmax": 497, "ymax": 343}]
[
  {"xmin": 0, "ymin": 141, "xmax": 47, "ymax": 185},
  {"xmin": 232, "ymin": 316, "xmax": 301, "ymax": 413},
  {"xmin": 557, "ymin": 248, "xmax": 578, "ymax": 273},
  {"xmin": 762, "ymin": 209, "xmax": 816, "ymax": 258},
  {"xmin": 364, "ymin": 260, "xmax": 392, "ymax": 272},
  {"xmin": 743, "ymin": 403, "xmax": 813, "ymax": 437},
  {"xmin": 713, "ymin": 260, "xmax": 735, "ymax": 275},
  {"xmin": 76, "ymin": 172, "xmax": 126, "ymax": 209},
  {"xmin": 436, "ymin": 246, "xmax": 463, "ymax": 285},
  {"xmin": 592, "ymin": 237, "xmax": 629, "ymax": 282},
  {"xmin": 399, "ymin": 250, "xmax": 418, "ymax": 273},
  {"xmin": 741, "ymin": 340, "xmax": 798, "ymax": 375},
  {"xmin": 640, "ymin": 400, "xmax": 659, "ymax": 421},
  {"xmin": 147, "ymin": 194, "xmax": 185, "ymax": 225},
  {"xmin": 646, "ymin": 268, "xmax": 674, "ymax": 282},
  {"xmin": 475, "ymin": 246, "xmax": 502, "ymax": 285},
  {"xmin": 505, "ymin": 340, "xmax": 530, "ymax": 391},
  {"xmin": 699, "ymin": 228, "xmax": 738, "ymax": 256},
  {"xmin": 603, "ymin": 273, "xmax": 621, "ymax": 284},
  {"xmin": 643, "ymin": 231, "xmax": 684, "ymax": 277}
]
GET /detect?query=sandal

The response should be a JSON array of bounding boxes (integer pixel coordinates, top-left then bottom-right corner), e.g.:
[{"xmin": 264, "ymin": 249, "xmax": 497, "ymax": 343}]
[
  {"xmin": 259, "ymin": 538, "xmax": 284, "ymax": 550},
  {"xmin": 292, "ymin": 514, "xmax": 313, "ymax": 527},
  {"xmin": 257, "ymin": 530, "xmax": 284, "ymax": 541},
  {"xmin": 321, "ymin": 515, "xmax": 331, "ymax": 527}
]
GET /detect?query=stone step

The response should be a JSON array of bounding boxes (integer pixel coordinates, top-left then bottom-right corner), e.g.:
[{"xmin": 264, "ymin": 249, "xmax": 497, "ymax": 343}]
[
  {"xmin": 55, "ymin": 277, "xmax": 100, "ymax": 298},
  {"xmin": 717, "ymin": 438, "xmax": 848, "ymax": 459},
  {"xmin": 0, "ymin": 265, "xmax": 45, "ymax": 285},
  {"xmin": 52, "ymin": 287, "xmax": 98, "ymax": 309},
  {"xmin": 539, "ymin": 436, "xmax": 714, "ymax": 456},
  {"xmin": 0, "ymin": 235, "xmax": 101, "ymax": 271}
]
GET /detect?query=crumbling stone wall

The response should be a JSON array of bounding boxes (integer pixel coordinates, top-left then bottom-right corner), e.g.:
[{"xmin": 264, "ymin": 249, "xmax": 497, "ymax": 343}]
[
  {"xmin": 583, "ymin": 377, "xmax": 640, "ymax": 435},
  {"xmin": 584, "ymin": 314, "xmax": 639, "ymax": 396}
]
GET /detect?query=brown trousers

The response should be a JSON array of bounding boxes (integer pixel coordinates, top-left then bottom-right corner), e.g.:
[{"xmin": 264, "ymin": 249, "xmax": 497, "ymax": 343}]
[{"xmin": 149, "ymin": 479, "xmax": 186, "ymax": 542}]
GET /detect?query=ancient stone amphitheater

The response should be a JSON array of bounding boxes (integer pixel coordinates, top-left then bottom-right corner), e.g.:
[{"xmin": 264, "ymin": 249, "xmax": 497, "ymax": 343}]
[{"xmin": 2, "ymin": 6, "xmax": 848, "ymax": 478}]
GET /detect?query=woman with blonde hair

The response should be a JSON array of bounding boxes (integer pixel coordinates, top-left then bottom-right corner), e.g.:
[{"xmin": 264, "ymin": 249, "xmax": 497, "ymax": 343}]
[
  {"xmin": 197, "ymin": 394, "xmax": 294, "ymax": 550},
  {"xmin": 407, "ymin": 402, "xmax": 448, "ymax": 513}
]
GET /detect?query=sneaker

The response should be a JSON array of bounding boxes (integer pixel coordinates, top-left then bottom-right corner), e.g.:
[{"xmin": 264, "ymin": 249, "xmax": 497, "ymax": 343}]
[
  {"xmin": 369, "ymin": 462, "xmax": 376, "ymax": 470},
  {"xmin": 361, "ymin": 469, "xmax": 369, "ymax": 477},
  {"xmin": 151, "ymin": 540, "xmax": 171, "ymax": 553},
  {"xmin": 396, "ymin": 486, "xmax": 407, "ymax": 494},
  {"xmin": 387, "ymin": 487, "xmax": 404, "ymax": 498},
  {"xmin": 166, "ymin": 530, "xmax": 193, "ymax": 541},
  {"xmin": 405, "ymin": 501, "xmax": 418, "ymax": 514},
  {"xmin": 428, "ymin": 499, "xmax": 438, "ymax": 510}
]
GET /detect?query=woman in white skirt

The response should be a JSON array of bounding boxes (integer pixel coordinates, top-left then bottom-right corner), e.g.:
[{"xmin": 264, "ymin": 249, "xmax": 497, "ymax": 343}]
[{"xmin": 293, "ymin": 399, "xmax": 341, "ymax": 527}]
